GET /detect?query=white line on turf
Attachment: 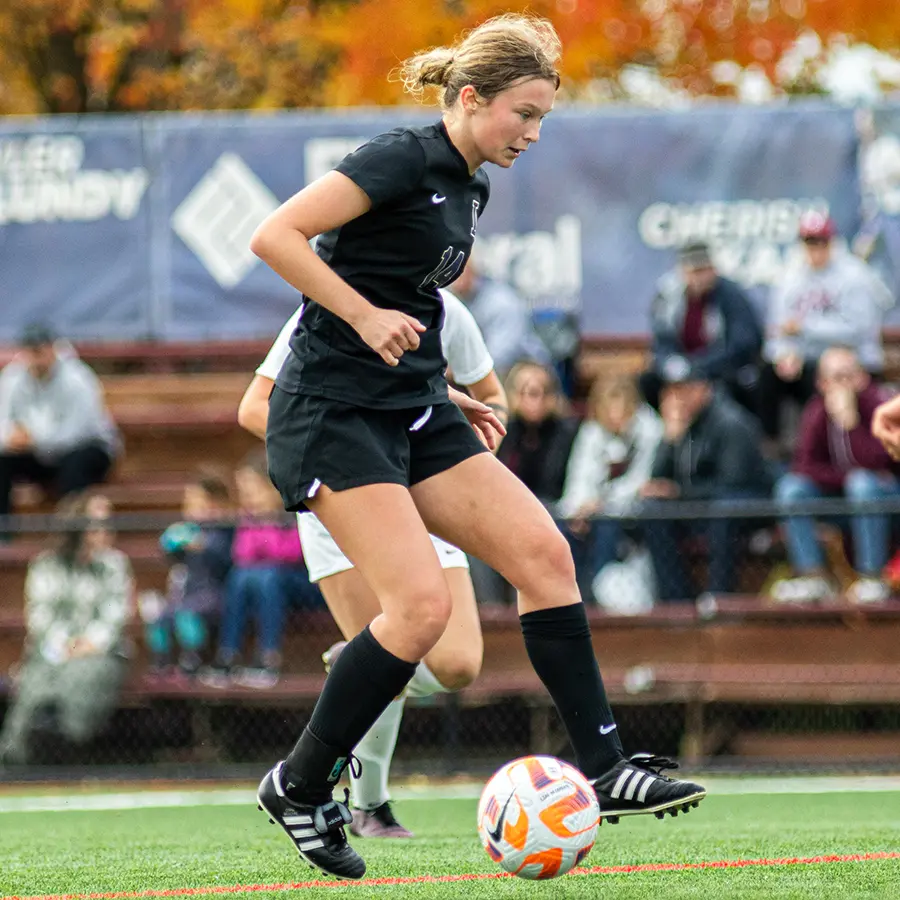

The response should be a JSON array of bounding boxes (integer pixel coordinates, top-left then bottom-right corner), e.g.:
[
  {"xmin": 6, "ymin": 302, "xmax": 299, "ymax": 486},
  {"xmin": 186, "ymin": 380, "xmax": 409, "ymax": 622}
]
[{"xmin": 0, "ymin": 775, "xmax": 898, "ymax": 814}]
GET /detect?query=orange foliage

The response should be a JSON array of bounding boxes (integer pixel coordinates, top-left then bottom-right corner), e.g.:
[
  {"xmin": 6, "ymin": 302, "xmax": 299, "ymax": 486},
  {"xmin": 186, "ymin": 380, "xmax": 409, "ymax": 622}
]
[{"xmin": 0, "ymin": 0, "xmax": 898, "ymax": 114}]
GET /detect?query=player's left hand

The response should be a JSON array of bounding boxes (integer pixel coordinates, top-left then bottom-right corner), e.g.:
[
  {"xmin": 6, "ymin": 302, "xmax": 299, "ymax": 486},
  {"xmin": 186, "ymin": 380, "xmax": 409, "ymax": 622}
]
[{"xmin": 448, "ymin": 387, "xmax": 507, "ymax": 452}]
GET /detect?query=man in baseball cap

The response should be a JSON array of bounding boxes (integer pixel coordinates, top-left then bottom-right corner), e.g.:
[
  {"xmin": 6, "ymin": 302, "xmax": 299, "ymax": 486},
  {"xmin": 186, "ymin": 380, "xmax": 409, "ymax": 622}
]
[
  {"xmin": 797, "ymin": 211, "xmax": 838, "ymax": 274},
  {"xmin": 760, "ymin": 210, "xmax": 894, "ymax": 452},
  {"xmin": 640, "ymin": 240, "xmax": 763, "ymax": 414},
  {"xmin": 638, "ymin": 357, "xmax": 771, "ymax": 602},
  {"xmin": 797, "ymin": 210, "xmax": 837, "ymax": 243}
]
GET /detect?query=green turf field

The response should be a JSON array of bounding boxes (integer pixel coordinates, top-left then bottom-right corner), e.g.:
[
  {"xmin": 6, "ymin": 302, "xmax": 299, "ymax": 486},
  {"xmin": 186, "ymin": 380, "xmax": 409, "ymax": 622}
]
[{"xmin": 2, "ymin": 788, "xmax": 899, "ymax": 900}]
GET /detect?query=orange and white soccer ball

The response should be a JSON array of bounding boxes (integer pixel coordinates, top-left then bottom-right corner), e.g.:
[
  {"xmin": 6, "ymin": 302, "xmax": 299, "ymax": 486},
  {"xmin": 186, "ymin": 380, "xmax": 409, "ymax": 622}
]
[{"xmin": 477, "ymin": 755, "xmax": 600, "ymax": 880}]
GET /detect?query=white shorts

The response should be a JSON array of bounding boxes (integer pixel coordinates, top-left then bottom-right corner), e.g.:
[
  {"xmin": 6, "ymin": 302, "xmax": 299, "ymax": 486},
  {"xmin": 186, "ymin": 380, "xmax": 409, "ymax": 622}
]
[{"xmin": 297, "ymin": 512, "xmax": 469, "ymax": 584}]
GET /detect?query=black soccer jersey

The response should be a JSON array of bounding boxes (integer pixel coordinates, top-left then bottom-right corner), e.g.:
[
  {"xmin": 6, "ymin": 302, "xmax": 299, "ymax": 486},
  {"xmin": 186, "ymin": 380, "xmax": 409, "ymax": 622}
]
[{"xmin": 276, "ymin": 121, "xmax": 491, "ymax": 409}]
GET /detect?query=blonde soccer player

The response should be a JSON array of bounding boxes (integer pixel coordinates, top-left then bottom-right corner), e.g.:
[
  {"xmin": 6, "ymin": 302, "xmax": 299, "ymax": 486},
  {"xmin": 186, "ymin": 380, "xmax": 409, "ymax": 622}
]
[{"xmin": 252, "ymin": 14, "xmax": 705, "ymax": 879}]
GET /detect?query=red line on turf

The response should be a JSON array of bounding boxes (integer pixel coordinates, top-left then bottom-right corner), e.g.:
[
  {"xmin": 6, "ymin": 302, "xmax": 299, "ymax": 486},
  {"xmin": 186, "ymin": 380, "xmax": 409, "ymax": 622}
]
[{"xmin": 7, "ymin": 851, "xmax": 899, "ymax": 899}]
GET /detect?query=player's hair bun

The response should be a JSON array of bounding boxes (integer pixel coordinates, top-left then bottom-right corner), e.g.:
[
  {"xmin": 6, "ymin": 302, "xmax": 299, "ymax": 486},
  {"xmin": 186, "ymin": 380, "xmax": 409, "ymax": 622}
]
[
  {"xmin": 398, "ymin": 47, "xmax": 456, "ymax": 96},
  {"xmin": 396, "ymin": 14, "xmax": 560, "ymax": 109}
]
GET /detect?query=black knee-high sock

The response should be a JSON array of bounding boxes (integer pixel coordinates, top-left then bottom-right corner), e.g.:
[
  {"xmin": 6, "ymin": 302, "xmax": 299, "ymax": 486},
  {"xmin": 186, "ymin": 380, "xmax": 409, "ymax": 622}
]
[
  {"xmin": 521, "ymin": 603, "xmax": 624, "ymax": 779},
  {"xmin": 283, "ymin": 626, "xmax": 417, "ymax": 801}
]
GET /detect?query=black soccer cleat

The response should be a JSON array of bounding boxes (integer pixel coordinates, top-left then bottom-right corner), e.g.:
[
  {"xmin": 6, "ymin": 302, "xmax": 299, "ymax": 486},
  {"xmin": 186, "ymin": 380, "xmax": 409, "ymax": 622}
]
[
  {"xmin": 591, "ymin": 753, "xmax": 706, "ymax": 824},
  {"xmin": 257, "ymin": 761, "xmax": 366, "ymax": 880}
]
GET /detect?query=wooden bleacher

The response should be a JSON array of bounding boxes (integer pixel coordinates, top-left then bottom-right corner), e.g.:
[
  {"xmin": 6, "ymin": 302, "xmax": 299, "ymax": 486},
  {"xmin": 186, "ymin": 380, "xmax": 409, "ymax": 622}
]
[
  {"xmin": 1, "ymin": 337, "xmax": 900, "ymax": 766},
  {"xmin": 3, "ymin": 599, "xmax": 899, "ymax": 764},
  {"xmin": 10, "ymin": 370, "xmax": 259, "ymax": 517}
]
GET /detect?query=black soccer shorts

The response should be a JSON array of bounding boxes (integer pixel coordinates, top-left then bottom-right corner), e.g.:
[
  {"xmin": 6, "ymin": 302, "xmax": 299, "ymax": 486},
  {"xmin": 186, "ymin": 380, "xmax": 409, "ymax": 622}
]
[{"xmin": 266, "ymin": 388, "xmax": 488, "ymax": 512}]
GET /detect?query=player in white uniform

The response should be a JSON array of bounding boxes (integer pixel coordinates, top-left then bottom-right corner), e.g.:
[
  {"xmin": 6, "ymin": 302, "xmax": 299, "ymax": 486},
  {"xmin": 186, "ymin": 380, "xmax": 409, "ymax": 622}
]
[{"xmin": 238, "ymin": 289, "xmax": 507, "ymax": 838}]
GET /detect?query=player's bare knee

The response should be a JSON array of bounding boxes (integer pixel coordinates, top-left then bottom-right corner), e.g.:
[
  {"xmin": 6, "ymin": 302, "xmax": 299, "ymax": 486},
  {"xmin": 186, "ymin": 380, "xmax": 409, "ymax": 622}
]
[
  {"xmin": 390, "ymin": 581, "xmax": 453, "ymax": 649},
  {"xmin": 433, "ymin": 651, "xmax": 482, "ymax": 691},
  {"xmin": 512, "ymin": 525, "xmax": 576, "ymax": 593},
  {"xmin": 416, "ymin": 591, "xmax": 454, "ymax": 639},
  {"xmin": 543, "ymin": 528, "xmax": 577, "ymax": 583}
]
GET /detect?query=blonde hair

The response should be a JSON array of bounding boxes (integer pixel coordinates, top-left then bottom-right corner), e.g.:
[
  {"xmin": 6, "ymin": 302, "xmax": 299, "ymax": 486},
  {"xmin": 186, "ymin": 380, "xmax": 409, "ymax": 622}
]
[
  {"xmin": 588, "ymin": 375, "xmax": 639, "ymax": 431},
  {"xmin": 397, "ymin": 14, "xmax": 561, "ymax": 109}
]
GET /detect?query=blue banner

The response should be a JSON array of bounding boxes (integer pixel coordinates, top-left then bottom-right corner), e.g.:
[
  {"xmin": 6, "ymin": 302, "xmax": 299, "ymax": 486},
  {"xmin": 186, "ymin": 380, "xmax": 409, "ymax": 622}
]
[
  {"xmin": 0, "ymin": 103, "xmax": 870, "ymax": 342},
  {"xmin": 0, "ymin": 116, "xmax": 151, "ymax": 340},
  {"xmin": 477, "ymin": 103, "xmax": 861, "ymax": 334},
  {"xmin": 153, "ymin": 111, "xmax": 431, "ymax": 340}
]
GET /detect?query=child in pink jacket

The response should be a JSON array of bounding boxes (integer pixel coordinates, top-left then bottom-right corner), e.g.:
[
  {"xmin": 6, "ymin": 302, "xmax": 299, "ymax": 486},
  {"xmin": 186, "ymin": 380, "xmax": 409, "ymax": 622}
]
[{"xmin": 204, "ymin": 451, "xmax": 320, "ymax": 688}]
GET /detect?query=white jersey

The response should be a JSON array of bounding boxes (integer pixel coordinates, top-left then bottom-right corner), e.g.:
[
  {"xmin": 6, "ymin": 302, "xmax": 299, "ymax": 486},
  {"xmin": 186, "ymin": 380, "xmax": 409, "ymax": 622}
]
[
  {"xmin": 256, "ymin": 289, "xmax": 493, "ymax": 385},
  {"xmin": 257, "ymin": 289, "xmax": 493, "ymax": 582}
]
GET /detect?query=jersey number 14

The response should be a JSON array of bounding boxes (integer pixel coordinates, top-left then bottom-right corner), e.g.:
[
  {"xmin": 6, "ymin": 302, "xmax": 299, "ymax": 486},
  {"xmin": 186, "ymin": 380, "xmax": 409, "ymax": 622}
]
[{"xmin": 418, "ymin": 200, "xmax": 480, "ymax": 292}]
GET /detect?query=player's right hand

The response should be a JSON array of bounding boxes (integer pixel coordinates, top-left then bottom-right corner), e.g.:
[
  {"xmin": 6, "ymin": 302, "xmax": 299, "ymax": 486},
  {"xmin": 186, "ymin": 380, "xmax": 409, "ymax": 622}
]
[{"xmin": 356, "ymin": 308, "xmax": 426, "ymax": 366}]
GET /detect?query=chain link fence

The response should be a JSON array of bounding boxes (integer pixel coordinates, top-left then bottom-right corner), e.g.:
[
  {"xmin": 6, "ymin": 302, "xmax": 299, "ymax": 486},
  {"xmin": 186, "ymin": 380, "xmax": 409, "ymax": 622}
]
[{"xmin": 2, "ymin": 499, "xmax": 900, "ymax": 780}]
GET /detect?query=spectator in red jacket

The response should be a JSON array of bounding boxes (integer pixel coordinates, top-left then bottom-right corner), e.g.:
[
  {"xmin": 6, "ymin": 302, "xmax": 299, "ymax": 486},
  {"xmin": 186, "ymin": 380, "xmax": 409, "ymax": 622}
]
[{"xmin": 773, "ymin": 346, "xmax": 899, "ymax": 604}]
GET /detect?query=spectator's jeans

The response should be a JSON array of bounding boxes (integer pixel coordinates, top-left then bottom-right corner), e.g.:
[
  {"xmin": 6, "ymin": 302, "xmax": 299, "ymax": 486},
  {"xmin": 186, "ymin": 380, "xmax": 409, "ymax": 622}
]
[
  {"xmin": 558, "ymin": 518, "xmax": 626, "ymax": 602},
  {"xmin": 0, "ymin": 654, "xmax": 126, "ymax": 764},
  {"xmin": 775, "ymin": 470, "xmax": 900, "ymax": 576},
  {"xmin": 0, "ymin": 441, "xmax": 113, "ymax": 518},
  {"xmin": 641, "ymin": 490, "xmax": 763, "ymax": 601},
  {"xmin": 219, "ymin": 566, "xmax": 289, "ymax": 662}
]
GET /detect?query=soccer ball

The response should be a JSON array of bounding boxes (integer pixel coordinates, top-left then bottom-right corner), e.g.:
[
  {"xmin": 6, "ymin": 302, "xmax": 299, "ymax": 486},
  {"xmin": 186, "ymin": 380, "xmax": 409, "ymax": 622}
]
[{"xmin": 477, "ymin": 755, "xmax": 600, "ymax": 880}]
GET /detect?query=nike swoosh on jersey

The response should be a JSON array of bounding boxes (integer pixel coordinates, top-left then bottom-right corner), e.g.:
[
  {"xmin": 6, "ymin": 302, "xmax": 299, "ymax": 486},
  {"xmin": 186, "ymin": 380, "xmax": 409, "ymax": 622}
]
[
  {"xmin": 599, "ymin": 723, "xmax": 618, "ymax": 735},
  {"xmin": 487, "ymin": 793, "xmax": 514, "ymax": 843},
  {"xmin": 431, "ymin": 193, "xmax": 447, "ymax": 204}
]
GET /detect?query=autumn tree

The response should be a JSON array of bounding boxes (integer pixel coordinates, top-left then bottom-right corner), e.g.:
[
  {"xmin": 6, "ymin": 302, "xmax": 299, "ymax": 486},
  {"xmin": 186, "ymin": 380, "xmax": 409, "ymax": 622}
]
[
  {"xmin": 0, "ymin": 0, "xmax": 335, "ymax": 114},
  {"xmin": 1, "ymin": 0, "xmax": 899, "ymax": 114},
  {"xmin": 312, "ymin": 0, "xmax": 900, "ymax": 104}
]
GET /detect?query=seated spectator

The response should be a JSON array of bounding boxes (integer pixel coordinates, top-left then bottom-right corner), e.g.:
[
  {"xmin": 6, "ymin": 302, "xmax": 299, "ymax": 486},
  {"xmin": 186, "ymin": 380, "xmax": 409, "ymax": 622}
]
[
  {"xmin": 639, "ymin": 242, "xmax": 762, "ymax": 413},
  {"xmin": 451, "ymin": 258, "xmax": 550, "ymax": 377},
  {"xmin": 557, "ymin": 375, "xmax": 663, "ymax": 601},
  {"xmin": 640, "ymin": 368, "xmax": 772, "ymax": 602},
  {"xmin": 497, "ymin": 361, "xmax": 578, "ymax": 509},
  {"xmin": 0, "ymin": 492, "xmax": 132, "ymax": 765},
  {"xmin": 759, "ymin": 212, "xmax": 893, "ymax": 449},
  {"xmin": 204, "ymin": 450, "xmax": 320, "ymax": 689},
  {"xmin": 0, "ymin": 324, "xmax": 120, "ymax": 537},
  {"xmin": 773, "ymin": 347, "xmax": 898, "ymax": 605},
  {"xmin": 144, "ymin": 469, "xmax": 234, "ymax": 677}
]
